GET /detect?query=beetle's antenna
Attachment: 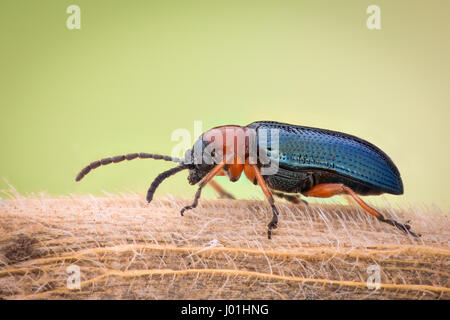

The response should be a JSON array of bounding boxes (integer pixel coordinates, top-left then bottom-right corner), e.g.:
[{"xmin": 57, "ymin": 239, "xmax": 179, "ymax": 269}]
[
  {"xmin": 146, "ymin": 164, "xmax": 189, "ymax": 203},
  {"xmin": 75, "ymin": 153, "xmax": 183, "ymax": 182}
]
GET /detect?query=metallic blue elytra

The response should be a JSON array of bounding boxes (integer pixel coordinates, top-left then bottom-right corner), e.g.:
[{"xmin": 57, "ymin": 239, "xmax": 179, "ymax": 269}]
[{"xmin": 248, "ymin": 121, "xmax": 403, "ymax": 195}]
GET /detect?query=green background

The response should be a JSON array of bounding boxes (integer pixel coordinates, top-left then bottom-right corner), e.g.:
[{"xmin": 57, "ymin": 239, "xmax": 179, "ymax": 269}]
[{"xmin": 1, "ymin": 1, "xmax": 449, "ymax": 210}]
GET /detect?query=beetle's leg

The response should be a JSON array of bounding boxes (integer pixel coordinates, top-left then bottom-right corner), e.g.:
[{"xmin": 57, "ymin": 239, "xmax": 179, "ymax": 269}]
[
  {"xmin": 180, "ymin": 163, "xmax": 226, "ymax": 216},
  {"xmin": 303, "ymin": 183, "xmax": 421, "ymax": 237},
  {"xmin": 273, "ymin": 191, "xmax": 308, "ymax": 206},
  {"xmin": 250, "ymin": 164, "xmax": 279, "ymax": 239},
  {"xmin": 208, "ymin": 179, "xmax": 235, "ymax": 200},
  {"xmin": 180, "ymin": 187, "xmax": 203, "ymax": 216}
]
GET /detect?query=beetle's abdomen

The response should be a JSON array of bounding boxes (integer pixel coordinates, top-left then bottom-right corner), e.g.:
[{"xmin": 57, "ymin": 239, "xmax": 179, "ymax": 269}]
[{"xmin": 248, "ymin": 121, "xmax": 404, "ymax": 195}]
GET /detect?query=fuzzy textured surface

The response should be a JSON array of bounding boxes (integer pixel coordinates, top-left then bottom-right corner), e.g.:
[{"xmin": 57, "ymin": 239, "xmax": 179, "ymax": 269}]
[{"xmin": 0, "ymin": 189, "xmax": 449, "ymax": 300}]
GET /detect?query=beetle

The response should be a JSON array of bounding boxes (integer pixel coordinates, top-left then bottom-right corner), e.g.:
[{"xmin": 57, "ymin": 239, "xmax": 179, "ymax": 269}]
[{"xmin": 75, "ymin": 121, "xmax": 420, "ymax": 239}]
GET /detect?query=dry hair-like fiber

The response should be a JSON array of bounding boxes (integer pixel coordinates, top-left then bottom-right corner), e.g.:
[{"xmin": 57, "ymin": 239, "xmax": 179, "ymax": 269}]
[{"xmin": 0, "ymin": 184, "xmax": 448, "ymax": 299}]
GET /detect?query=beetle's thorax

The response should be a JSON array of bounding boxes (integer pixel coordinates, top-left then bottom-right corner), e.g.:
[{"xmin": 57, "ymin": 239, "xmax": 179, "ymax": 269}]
[
  {"xmin": 186, "ymin": 125, "xmax": 260, "ymax": 185},
  {"xmin": 203, "ymin": 125, "xmax": 253, "ymax": 160}
]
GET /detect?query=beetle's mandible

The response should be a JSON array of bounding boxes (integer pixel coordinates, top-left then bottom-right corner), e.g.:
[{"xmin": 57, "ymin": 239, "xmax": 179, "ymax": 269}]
[{"xmin": 75, "ymin": 121, "xmax": 420, "ymax": 239}]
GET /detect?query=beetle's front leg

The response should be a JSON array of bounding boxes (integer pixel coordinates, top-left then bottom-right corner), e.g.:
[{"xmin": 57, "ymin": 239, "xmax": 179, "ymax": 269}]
[{"xmin": 180, "ymin": 162, "xmax": 225, "ymax": 216}]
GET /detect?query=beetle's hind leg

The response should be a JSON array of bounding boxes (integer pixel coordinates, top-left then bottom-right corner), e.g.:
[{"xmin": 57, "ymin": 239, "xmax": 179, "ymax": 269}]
[
  {"xmin": 273, "ymin": 191, "xmax": 308, "ymax": 206},
  {"xmin": 303, "ymin": 183, "xmax": 421, "ymax": 237}
]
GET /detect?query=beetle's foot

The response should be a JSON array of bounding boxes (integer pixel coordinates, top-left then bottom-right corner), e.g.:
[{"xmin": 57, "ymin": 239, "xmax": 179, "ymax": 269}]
[
  {"xmin": 267, "ymin": 205, "xmax": 279, "ymax": 239},
  {"xmin": 181, "ymin": 199, "xmax": 200, "ymax": 216},
  {"xmin": 381, "ymin": 218, "xmax": 421, "ymax": 238},
  {"xmin": 180, "ymin": 187, "xmax": 203, "ymax": 216},
  {"xmin": 267, "ymin": 221, "xmax": 278, "ymax": 239},
  {"xmin": 180, "ymin": 206, "xmax": 193, "ymax": 216},
  {"xmin": 268, "ymin": 221, "xmax": 278, "ymax": 229}
]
